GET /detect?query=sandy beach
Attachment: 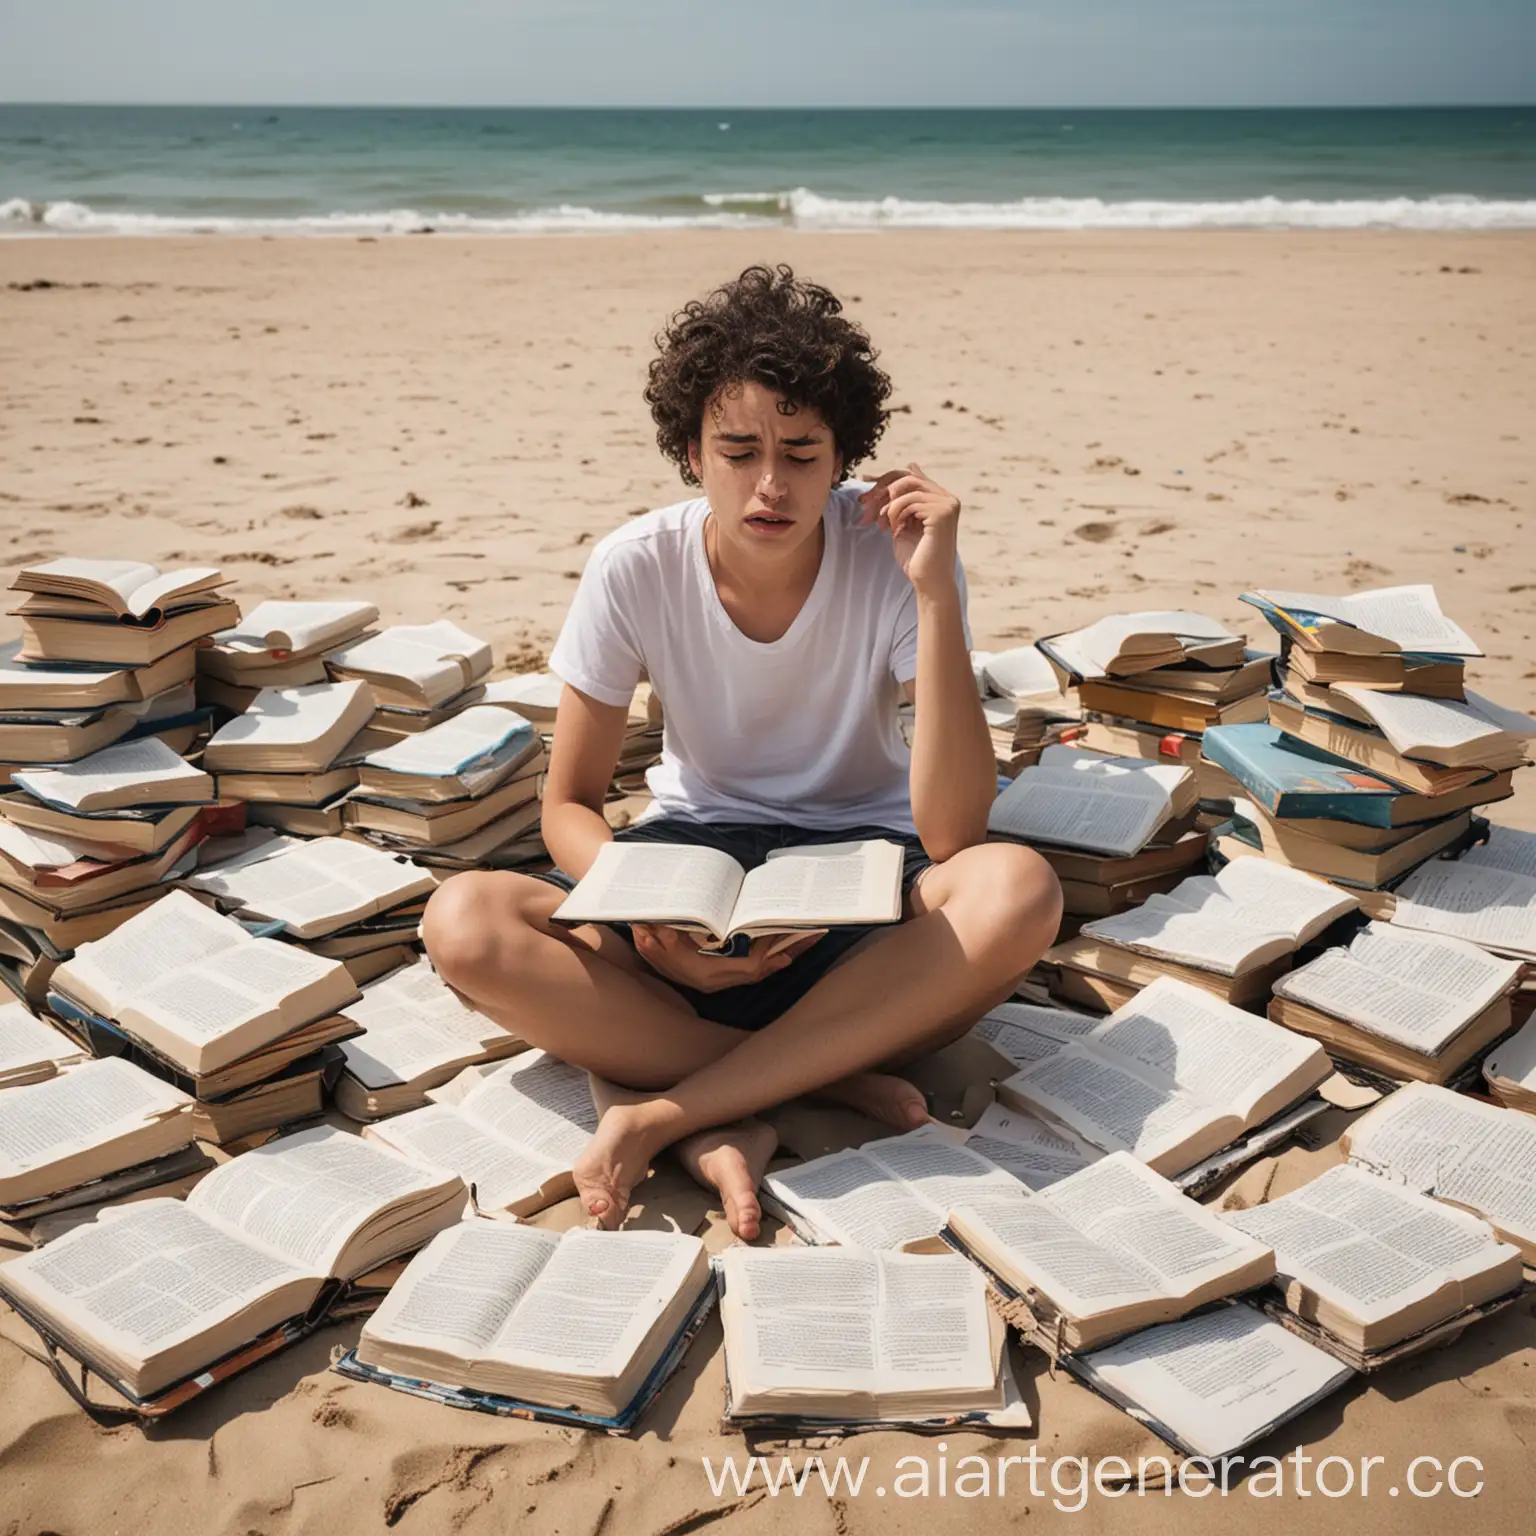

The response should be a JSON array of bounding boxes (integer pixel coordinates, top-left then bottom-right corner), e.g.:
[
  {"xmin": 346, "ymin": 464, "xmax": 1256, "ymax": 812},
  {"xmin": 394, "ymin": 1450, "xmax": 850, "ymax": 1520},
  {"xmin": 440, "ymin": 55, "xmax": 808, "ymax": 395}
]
[{"xmin": 1, "ymin": 230, "xmax": 1534, "ymax": 1534}]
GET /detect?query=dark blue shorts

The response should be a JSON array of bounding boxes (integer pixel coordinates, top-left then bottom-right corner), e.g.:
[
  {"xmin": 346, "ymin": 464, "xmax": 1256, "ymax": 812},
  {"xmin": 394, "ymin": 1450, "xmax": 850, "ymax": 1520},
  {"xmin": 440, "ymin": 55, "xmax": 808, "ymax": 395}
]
[{"xmin": 530, "ymin": 817, "xmax": 934, "ymax": 1031}]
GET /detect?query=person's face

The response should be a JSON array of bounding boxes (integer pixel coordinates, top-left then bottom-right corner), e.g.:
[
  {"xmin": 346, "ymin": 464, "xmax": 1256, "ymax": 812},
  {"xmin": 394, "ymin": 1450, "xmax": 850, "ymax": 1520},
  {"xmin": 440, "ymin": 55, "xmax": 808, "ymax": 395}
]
[{"xmin": 688, "ymin": 381, "xmax": 843, "ymax": 564}]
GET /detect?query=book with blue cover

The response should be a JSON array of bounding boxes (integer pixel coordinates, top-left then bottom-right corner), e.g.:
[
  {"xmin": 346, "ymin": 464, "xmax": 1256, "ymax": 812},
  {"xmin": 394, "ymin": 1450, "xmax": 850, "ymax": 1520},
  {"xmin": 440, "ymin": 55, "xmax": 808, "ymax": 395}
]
[
  {"xmin": 1201, "ymin": 724, "xmax": 1511, "ymax": 828},
  {"xmin": 1239, "ymin": 586, "xmax": 1481, "ymax": 659}
]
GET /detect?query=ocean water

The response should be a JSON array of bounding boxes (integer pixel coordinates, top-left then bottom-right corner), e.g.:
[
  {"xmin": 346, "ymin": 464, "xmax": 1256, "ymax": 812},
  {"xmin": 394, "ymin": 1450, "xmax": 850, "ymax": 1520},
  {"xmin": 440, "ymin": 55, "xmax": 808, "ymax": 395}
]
[{"xmin": 2, "ymin": 104, "xmax": 1533, "ymax": 235}]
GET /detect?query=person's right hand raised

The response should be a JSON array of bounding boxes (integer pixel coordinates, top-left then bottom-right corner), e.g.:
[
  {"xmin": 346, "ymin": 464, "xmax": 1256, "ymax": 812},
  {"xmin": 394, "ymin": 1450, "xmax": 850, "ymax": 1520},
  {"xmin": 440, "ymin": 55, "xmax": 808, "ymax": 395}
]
[{"xmin": 631, "ymin": 925, "xmax": 823, "ymax": 994}]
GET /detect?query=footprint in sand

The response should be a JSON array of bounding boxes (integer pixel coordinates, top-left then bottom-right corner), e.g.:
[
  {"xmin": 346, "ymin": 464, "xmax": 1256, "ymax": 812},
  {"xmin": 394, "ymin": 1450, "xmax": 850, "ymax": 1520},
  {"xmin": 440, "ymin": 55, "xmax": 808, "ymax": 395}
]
[
  {"xmin": 391, "ymin": 521, "xmax": 441, "ymax": 542},
  {"xmin": 1072, "ymin": 521, "xmax": 1118, "ymax": 543}
]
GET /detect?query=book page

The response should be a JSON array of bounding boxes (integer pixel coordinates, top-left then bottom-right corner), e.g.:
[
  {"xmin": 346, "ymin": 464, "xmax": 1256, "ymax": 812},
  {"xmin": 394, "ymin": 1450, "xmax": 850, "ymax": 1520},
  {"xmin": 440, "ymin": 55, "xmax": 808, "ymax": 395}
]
[
  {"xmin": 1335, "ymin": 586, "xmax": 1480, "ymax": 656},
  {"xmin": 340, "ymin": 962, "xmax": 513, "ymax": 1088},
  {"xmin": 329, "ymin": 621, "xmax": 492, "ymax": 697},
  {"xmin": 479, "ymin": 672, "xmax": 564, "ymax": 716},
  {"xmin": 0, "ymin": 1004, "xmax": 81, "ymax": 1078},
  {"xmin": 454, "ymin": 1051, "xmax": 598, "ymax": 1165},
  {"xmin": 1082, "ymin": 897, "xmax": 1285, "ymax": 975},
  {"xmin": 1277, "ymin": 923, "xmax": 1519, "ymax": 1050},
  {"xmin": 1224, "ymin": 1164, "xmax": 1509, "ymax": 1323},
  {"xmin": 1039, "ymin": 1153, "xmax": 1267, "ymax": 1296},
  {"xmin": 490, "ymin": 1228, "xmax": 703, "ymax": 1378},
  {"xmin": 730, "ymin": 840, "xmax": 902, "ymax": 931},
  {"xmin": 1389, "ymin": 862, "xmax": 1536, "ymax": 957},
  {"xmin": 1484, "ymin": 1017, "xmax": 1536, "ymax": 1092},
  {"xmin": 363, "ymin": 706, "xmax": 533, "ymax": 778},
  {"xmin": 1346, "ymin": 1085, "xmax": 1536, "ymax": 1250},
  {"xmin": 765, "ymin": 1151, "xmax": 944, "ymax": 1249},
  {"xmin": 1051, "ymin": 612, "xmax": 1237, "ymax": 678},
  {"xmin": 875, "ymin": 1252, "xmax": 998, "ymax": 1391},
  {"xmin": 1331, "ymin": 685, "xmax": 1518, "ymax": 755},
  {"xmin": 551, "ymin": 841, "xmax": 744, "ymax": 935},
  {"xmin": 120, "ymin": 565, "xmax": 223, "ymax": 617},
  {"xmin": 1078, "ymin": 1305, "xmax": 1351, "ymax": 1461},
  {"xmin": 0, "ymin": 1058, "xmax": 190, "ymax": 1180},
  {"xmin": 20, "ymin": 557, "xmax": 159, "ymax": 604},
  {"xmin": 862, "ymin": 1134, "xmax": 1028, "ymax": 1218},
  {"xmin": 369, "ymin": 1104, "xmax": 562, "ymax": 1210},
  {"xmin": 988, "ymin": 751, "xmax": 1185, "ymax": 856},
  {"xmin": 362, "ymin": 1221, "xmax": 559, "ymax": 1355},
  {"xmin": 221, "ymin": 598, "xmax": 378, "ymax": 654},
  {"xmin": 961, "ymin": 1102, "xmax": 1102, "ymax": 1188},
  {"xmin": 13, "ymin": 737, "xmax": 207, "ymax": 811},
  {"xmin": 207, "ymin": 680, "xmax": 370, "ymax": 750},
  {"xmin": 722, "ymin": 1246, "xmax": 881, "ymax": 1391},
  {"xmin": 1002, "ymin": 1046, "xmax": 1218, "ymax": 1166},
  {"xmin": 0, "ymin": 1198, "xmax": 315, "ymax": 1362},
  {"xmin": 1207, "ymin": 858, "xmax": 1356, "ymax": 937},
  {"xmin": 971, "ymin": 1000, "xmax": 1101, "ymax": 1069},
  {"xmin": 51, "ymin": 890, "xmax": 247, "ymax": 1014},
  {"xmin": 186, "ymin": 1126, "xmax": 452, "ymax": 1275},
  {"xmin": 983, "ymin": 645, "xmax": 1068, "ymax": 701},
  {"xmin": 1089, "ymin": 978, "xmax": 1324, "ymax": 1122},
  {"xmin": 1462, "ymin": 825, "xmax": 1536, "ymax": 879}
]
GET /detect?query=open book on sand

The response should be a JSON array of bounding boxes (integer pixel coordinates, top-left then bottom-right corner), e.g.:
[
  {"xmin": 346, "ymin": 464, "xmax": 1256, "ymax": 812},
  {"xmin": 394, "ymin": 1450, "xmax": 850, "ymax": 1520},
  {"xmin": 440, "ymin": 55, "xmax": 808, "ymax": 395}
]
[
  {"xmin": 0, "ymin": 1002, "xmax": 87, "ymax": 1089},
  {"xmin": 354, "ymin": 1222, "xmax": 710, "ymax": 1421},
  {"xmin": 945, "ymin": 1153, "xmax": 1274, "ymax": 1353},
  {"xmin": 1383, "ymin": 857, "xmax": 1536, "ymax": 962},
  {"xmin": 1340, "ymin": 1083, "xmax": 1536, "ymax": 1262},
  {"xmin": 998, "ymin": 978, "xmax": 1333, "ymax": 1176},
  {"xmin": 334, "ymin": 959, "xmax": 526, "ymax": 1120},
  {"xmin": 986, "ymin": 745, "xmax": 1197, "ymax": 857},
  {"xmin": 1067, "ymin": 1304, "xmax": 1353, "ymax": 1461},
  {"xmin": 1241, "ymin": 584, "xmax": 1481, "ymax": 658},
  {"xmin": 552, "ymin": 838, "xmax": 903, "ymax": 947},
  {"xmin": 718, "ymin": 1245, "xmax": 1010, "ymax": 1426},
  {"xmin": 1222, "ymin": 1163, "xmax": 1524, "ymax": 1358},
  {"xmin": 1269, "ymin": 922, "xmax": 1523, "ymax": 1084},
  {"xmin": 50, "ymin": 890, "xmax": 360, "ymax": 1076},
  {"xmin": 363, "ymin": 1050, "xmax": 597, "ymax": 1217},
  {"xmin": 0, "ymin": 1127, "xmax": 464, "ymax": 1400},
  {"xmin": 0, "ymin": 1057, "xmax": 193, "ymax": 1209}
]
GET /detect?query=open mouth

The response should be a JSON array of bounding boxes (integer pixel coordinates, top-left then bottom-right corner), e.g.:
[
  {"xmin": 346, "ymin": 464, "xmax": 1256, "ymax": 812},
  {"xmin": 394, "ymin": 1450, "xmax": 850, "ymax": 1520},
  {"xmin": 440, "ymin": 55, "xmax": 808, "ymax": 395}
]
[{"xmin": 745, "ymin": 512, "xmax": 793, "ymax": 531}]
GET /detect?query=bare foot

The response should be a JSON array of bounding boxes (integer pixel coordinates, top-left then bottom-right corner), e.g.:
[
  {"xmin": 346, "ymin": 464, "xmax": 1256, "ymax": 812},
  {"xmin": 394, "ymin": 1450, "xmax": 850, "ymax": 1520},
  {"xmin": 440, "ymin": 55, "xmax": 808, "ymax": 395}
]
[
  {"xmin": 573, "ymin": 1103, "xmax": 667, "ymax": 1230},
  {"xmin": 677, "ymin": 1119, "xmax": 778, "ymax": 1241},
  {"xmin": 817, "ymin": 1071, "xmax": 930, "ymax": 1130}
]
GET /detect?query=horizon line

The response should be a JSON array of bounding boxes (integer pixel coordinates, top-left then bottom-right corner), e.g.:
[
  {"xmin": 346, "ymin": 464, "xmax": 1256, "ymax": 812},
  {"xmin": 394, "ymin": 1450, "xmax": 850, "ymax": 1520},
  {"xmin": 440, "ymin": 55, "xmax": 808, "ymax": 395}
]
[{"xmin": 2, "ymin": 99, "xmax": 1533, "ymax": 112}]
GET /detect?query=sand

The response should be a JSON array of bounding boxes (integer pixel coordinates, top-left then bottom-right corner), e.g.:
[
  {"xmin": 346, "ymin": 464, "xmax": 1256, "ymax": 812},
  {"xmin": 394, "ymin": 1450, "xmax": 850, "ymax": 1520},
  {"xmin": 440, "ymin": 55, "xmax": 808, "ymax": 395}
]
[{"xmin": 0, "ymin": 230, "xmax": 1533, "ymax": 1534}]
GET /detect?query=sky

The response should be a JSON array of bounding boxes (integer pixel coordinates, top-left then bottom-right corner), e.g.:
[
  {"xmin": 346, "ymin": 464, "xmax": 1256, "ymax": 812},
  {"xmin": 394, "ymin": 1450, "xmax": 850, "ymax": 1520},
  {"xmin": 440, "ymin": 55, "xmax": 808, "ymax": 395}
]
[{"xmin": 1, "ymin": 0, "xmax": 1533, "ymax": 108}]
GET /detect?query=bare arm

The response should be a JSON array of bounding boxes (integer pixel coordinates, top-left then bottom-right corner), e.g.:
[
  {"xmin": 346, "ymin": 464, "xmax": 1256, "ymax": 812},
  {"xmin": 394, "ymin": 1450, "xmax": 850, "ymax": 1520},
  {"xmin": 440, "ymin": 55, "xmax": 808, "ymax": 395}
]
[{"xmin": 540, "ymin": 683, "xmax": 630, "ymax": 879}]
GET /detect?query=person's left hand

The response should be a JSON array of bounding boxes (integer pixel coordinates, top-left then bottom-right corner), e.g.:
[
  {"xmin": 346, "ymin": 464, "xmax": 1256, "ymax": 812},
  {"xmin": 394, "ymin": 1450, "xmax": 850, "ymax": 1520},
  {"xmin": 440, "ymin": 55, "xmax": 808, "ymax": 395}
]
[{"xmin": 857, "ymin": 463, "xmax": 961, "ymax": 597}]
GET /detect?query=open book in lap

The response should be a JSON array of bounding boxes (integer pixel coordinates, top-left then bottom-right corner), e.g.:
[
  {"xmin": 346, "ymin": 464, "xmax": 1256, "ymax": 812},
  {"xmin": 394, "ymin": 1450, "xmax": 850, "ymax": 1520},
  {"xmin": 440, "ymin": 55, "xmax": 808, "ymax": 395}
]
[
  {"xmin": 0, "ymin": 1126, "xmax": 465, "ymax": 1400},
  {"xmin": 354, "ymin": 1221, "xmax": 710, "ymax": 1421},
  {"xmin": 551, "ymin": 837, "xmax": 904, "ymax": 948},
  {"xmin": 945, "ymin": 1152, "xmax": 1275, "ymax": 1353},
  {"xmin": 717, "ymin": 1245, "xmax": 1010, "ymax": 1425},
  {"xmin": 998, "ymin": 977, "xmax": 1333, "ymax": 1176},
  {"xmin": 1221, "ymin": 1163, "xmax": 1523, "ymax": 1357}
]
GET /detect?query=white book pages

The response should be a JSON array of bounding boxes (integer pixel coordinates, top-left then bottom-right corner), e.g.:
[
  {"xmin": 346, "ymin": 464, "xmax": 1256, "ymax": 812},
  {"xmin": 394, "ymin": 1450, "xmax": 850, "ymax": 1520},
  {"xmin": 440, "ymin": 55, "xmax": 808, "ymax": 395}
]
[
  {"xmin": 0, "ymin": 1058, "xmax": 191, "ymax": 1182},
  {"xmin": 765, "ymin": 1151, "xmax": 947, "ymax": 1250},
  {"xmin": 1346, "ymin": 1084, "xmax": 1536, "ymax": 1253},
  {"xmin": 1483, "ymin": 1017, "xmax": 1536, "ymax": 1092},
  {"xmin": 206, "ymin": 680, "xmax": 372, "ymax": 750},
  {"xmin": 363, "ymin": 1221, "xmax": 560, "ymax": 1354},
  {"xmin": 1087, "ymin": 978, "xmax": 1323, "ymax": 1125},
  {"xmin": 1046, "ymin": 612, "xmax": 1238, "ymax": 680},
  {"xmin": 480, "ymin": 673, "xmax": 563, "ymax": 718},
  {"xmin": 368, "ymin": 1103, "xmax": 563, "ymax": 1210},
  {"xmin": 1077, "ymin": 1305, "xmax": 1352, "ymax": 1460},
  {"xmin": 339, "ymin": 961, "xmax": 513, "ymax": 1088},
  {"xmin": 451, "ymin": 1051, "xmax": 598, "ymax": 1166},
  {"xmin": 362, "ymin": 705, "xmax": 534, "ymax": 778},
  {"xmin": 987, "ymin": 750, "xmax": 1187, "ymax": 857},
  {"xmin": 1275, "ymin": 922, "xmax": 1520, "ymax": 1051},
  {"xmin": 120, "ymin": 566, "xmax": 224, "ymax": 617},
  {"xmin": 488, "ymin": 1228, "xmax": 704, "ymax": 1379},
  {"xmin": 1203, "ymin": 858, "xmax": 1358, "ymax": 937},
  {"xmin": 858, "ymin": 1133, "xmax": 1029, "ymax": 1220},
  {"xmin": 19, "ymin": 559, "xmax": 157, "ymax": 602},
  {"xmin": 1331, "ymin": 685, "xmax": 1533, "ymax": 757},
  {"xmin": 0, "ymin": 1004, "xmax": 82, "ymax": 1080},
  {"xmin": 960, "ymin": 1102, "xmax": 1102, "ymax": 1188},
  {"xmin": 553, "ymin": 842, "xmax": 743, "ymax": 935},
  {"xmin": 0, "ymin": 817, "xmax": 105, "ymax": 870},
  {"xmin": 728, "ymin": 839, "xmax": 902, "ymax": 930},
  {"xmin": 218, "ymin": 600, "xmax": 379, "ymax": 655},
  {"xmin": 12, "ymin": 737, "xmax": 209, "ymax": 811},
  {"xmin": 1254, "ymin": 584, "xmax": 1480, "ymax": 657},
  {"xmin": 327, "ymin": 621, "xmax": 493, "ymax": 705},
  {"xmin": 1223, "ymin": 1164, "xmax": 1514, "ymax": 1325},
  {"xmin": 186, "ymin": 1125, "xmax": 454, "ymax": 1275},
  {"xmin": 1462, "ymin": 825, "xmax": 1536, "ymax": 879},
  {"xmin": 0, "ymin": 642, "xmax": 121, "ymax": 691},
  {"xmin": 1082, "ymin": 898, "xmax": 1290, "ymax": 975},
  {"xmin": 0, "ymin": 1199, "xmax": 315, "ymax": 1361},
  {"xmin": 971, "ymin": 1000, "xmax": 1102, "ymax": 1069},
  {"xmin": 983, "ymin": 645, "xmax": 1068, "ymax": 701},
  {"xmin": 1389, "ymin": 861, "xmax": 1536, "ymax": 959}
]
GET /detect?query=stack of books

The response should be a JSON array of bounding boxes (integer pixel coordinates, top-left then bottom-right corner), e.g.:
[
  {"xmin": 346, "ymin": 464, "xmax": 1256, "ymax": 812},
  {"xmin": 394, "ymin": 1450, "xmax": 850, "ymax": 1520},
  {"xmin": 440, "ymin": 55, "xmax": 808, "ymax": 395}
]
[
  {"xmin": 44, "ymin": 889, "xmax": 363, "ymax": 1143},
  {"xmin": 184, "ymin": 831, "xmax": 437, "ymax": 986},
  {"xmin": 203, "ymin": 680, "xmax": 378, "ymax": 838},
  {"xmin": 0, "ymin": 736, "xmax": 231, "ymax": 997},
  {"xmin": 986, "ymin": 744, "xmax": 1209, "ymax": 933},
  {"xmin": 341, "ymin": 705, "xmax": 546, "ymax": 871},
  {"xmin": 323, "ymin": 619, "xmax": 495, "ymax": 738},
  {"xmin": 964, "ymin": 646, "xmax": 1081, "ymax": 778},
  {"xmin": 196, "ymin": 600, "xmax": 378, "ymax": 715},
  {"xmin": 1046, "ymin": 856, "xmax": 1358, "ymax": 1011}
]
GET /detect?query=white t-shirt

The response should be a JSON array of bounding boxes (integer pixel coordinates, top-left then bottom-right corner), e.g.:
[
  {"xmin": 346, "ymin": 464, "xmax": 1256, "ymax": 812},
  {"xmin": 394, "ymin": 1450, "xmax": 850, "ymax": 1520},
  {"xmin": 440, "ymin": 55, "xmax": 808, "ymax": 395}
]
[{"xmin": 548, "ymin": 483, "xmax": 970, "ymax": 833}]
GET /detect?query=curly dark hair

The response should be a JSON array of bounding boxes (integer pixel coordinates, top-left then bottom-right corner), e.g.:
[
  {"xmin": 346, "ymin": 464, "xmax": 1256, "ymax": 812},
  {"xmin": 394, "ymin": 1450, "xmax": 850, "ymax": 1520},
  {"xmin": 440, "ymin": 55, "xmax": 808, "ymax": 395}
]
[{"xmin": 644, "ymin": 264, "xmax": 892, "ymax": 487}]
